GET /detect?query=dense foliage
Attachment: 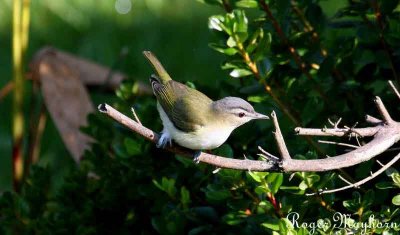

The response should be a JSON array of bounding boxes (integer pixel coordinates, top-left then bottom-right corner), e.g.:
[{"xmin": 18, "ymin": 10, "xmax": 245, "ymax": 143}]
[{"xmin": 1, "ymin": 0, "xmax": 400, "ymax": 234}]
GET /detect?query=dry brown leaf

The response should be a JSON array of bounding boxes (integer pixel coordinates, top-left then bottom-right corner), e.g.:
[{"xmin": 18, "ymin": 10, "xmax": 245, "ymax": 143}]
[
  {"xmin": 30, "ymin": 47, "xmax": 152, "ymax": 95},
  {"xmin": 29, "ymin": 47, "xmax": 152, "ymax": 162},
  {"xmin": 34, "ymin": 51, "xmax": 94, "ymax": 162},
  {"xmin": 31, "ymin": 47, "xmax": 125, "ymax": 89}
]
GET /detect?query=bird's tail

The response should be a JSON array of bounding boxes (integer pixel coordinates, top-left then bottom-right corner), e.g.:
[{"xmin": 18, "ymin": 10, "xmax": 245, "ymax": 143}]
[{"xmin": 143, "ymin": 51, "xmax": 172, "ymax": 84}]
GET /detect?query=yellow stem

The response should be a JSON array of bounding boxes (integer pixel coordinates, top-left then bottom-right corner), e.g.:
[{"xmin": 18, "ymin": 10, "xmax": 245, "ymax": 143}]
[{"xmin": 12, "ymin": 0, "xmax": 31, "ymax": 191}]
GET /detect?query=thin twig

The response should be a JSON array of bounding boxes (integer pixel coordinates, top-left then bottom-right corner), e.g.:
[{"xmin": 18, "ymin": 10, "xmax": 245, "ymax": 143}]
[
  {"xmin": 365, "ymin": 115, "xmax": 382, "ymax": 125},
  {"xmin": 258, "ymin": 146, "xmax": 279, "ymax": 161},
  {"xmin": 0, "ymin": 81, "xmax": 14, "ymax": 101},
  {"xmin": 306, "ymin": 152, "xmax": 400, "ymax": 195},
  {"xmin": 98, "ymin": 103, "xmax": 278, "ymax": 171},
  {"xmin": 221, "ymin": 0, "xmax": 232, "ymax": 12},
  {"xmin": 388, "ymin": 80, "xmax": 400, "ymax": 101},
  {"xmin": 338, "ymin": 175, "xmax": 353, "ymax": 185},
  {"xmin": 374, "ymin": 96, "xmax": 393, "ymax": 124},
  {"xmin": 100, "ymin": 99, "xmax": 400, "ymax": 172},
  {"xmin": 271, "ymin": 111, "xmax": 291, "ymax": 160},
  {"xmin": 27, "ymin": 104, "xmax": 47, "ymax": 168},
  {"xmin": 131, "ymin": 107, "xmax": 142, "ymax": 125},
  {"xmin": 318, "ymin": 140, "xmax": 359, "ymax": 149}
]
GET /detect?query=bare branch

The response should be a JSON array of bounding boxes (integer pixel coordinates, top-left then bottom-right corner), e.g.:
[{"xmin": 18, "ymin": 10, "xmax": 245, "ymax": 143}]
[
  {"xmin": 258, "ymin": 146, "xmax": 279, "ymax": 161},
  {"xmin": 283, "ymin": 129, "xmax": 400, "ymax": 171},
  {"xmin": 388, "ymin": 80, "xmax": 400, "ymax": 100},
  {"xmin": 374, "ymin": 96, "xmax": 393, "ymax": 124},
  {"xmin": 131, "ymin": 107, "xmax": 142, "ymax": 125},
  {"xmin": 99, "ymin": 102, "xmax": 400, "ymax": 172},
  {"xmin": 365, "ymin": 115, "xmax": 382, "ymax": 125},
  {"xmin": 295, "ymin": 126, "xmax": 379, "ymax": 137},
  {"xmin": 338, "ymin": 175, "xmax": 353, "ymax": 185},
  {"xmin": 306, "ymin": 152, "xmax": 400, "ymax": 195},
  {"xmin": 271, "ymin": 111, "xmax": 291, "ymax": 160},
  {"xmin": 98, "ymin": 103, "xmax": 278, "ymax": 171},
  {"xmin": 318, "ymin": 140, "xmax": 359, "ymax": 149}
]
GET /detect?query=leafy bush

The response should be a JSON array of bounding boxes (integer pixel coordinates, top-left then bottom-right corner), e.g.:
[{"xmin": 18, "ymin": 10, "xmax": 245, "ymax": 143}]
[{"xmin": 1, "ymin": 0, "xmax": 400, "ymax": 234}]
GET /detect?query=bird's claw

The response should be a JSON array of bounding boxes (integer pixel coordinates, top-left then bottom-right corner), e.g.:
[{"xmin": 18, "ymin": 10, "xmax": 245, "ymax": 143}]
[
  {"xmin": 193, "ymin": 151, "xmax": 201, "ymax": 164},
  {"xmin": 157, "ymin": 131, "xmax": 172, "ymax": 148}
]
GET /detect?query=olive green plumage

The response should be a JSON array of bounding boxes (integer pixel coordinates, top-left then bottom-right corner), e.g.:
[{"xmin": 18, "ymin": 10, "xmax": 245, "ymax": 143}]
[
  {"xmin": 143, "ymin": 50, "xmax": 268, "ymax": 151},
  {"xmin": 149, "ymin": 75, "xmax": 212, "ymax": 132}
]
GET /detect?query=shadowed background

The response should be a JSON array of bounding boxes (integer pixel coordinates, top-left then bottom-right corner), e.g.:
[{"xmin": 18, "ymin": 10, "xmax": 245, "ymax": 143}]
[{"xmin": 0, "ymin": 0, "xmax": 226, "ymax": 191}]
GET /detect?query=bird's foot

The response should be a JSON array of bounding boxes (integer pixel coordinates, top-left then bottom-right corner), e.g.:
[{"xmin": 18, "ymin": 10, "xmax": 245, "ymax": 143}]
[
  {"xmin": 157, "ymin": 131, "xmax": 172, "ymax": 148},
  {"xmin": 193, "ymin": 151, "xmax": 201, "ymax": 164}
]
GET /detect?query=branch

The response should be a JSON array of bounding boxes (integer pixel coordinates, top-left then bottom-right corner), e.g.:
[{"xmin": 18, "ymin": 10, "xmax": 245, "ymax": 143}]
[
  {"xmin": 271, "ymin": 111, "xmax": 290, "ymax": 160},
  {"xmin": 375, "ymin": 96, "xmax": 394, "ymax": 124},
  {"xmin": 307, "ymin": 152, "xmax": 400, "ymax": 195},
  {"xmin": 98, "ymin": 104, "xmax": 278, "ymax": 172},
  {"xmin": 98, "ymin": 94, "xmax": 400, "ymax": 172},
  {"xmin": 295, "ymin": 126, "xmax": 379, "ymax": 137},
  {"xmin": 388, "ymin": 80, "xmax": 400, "ymax": 101},
  {"xmin": 365, "ymin": 115, "xmax": 382, "ymax": 125}
]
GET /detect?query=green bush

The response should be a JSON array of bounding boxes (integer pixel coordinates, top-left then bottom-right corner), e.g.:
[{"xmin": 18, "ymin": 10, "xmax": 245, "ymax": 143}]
[{"xmin": 1, "ymin": 0, "xmax": 400, "ymax": 234}]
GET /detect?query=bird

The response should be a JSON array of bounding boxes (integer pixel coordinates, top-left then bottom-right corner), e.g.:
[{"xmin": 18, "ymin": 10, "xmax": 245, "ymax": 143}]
[{"xmin": 143, "ymin": 51, "xmax": 268, "ymax": 161}]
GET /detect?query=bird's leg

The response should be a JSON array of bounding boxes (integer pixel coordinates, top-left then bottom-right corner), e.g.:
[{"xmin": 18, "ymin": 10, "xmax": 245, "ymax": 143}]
[
  {"xmin": 193, "ymin": 151, "xmax": 202, "ymax": 164},
  {"xmin": 157, "ymin": 129, "xmax": 172, "ymax": 148}
]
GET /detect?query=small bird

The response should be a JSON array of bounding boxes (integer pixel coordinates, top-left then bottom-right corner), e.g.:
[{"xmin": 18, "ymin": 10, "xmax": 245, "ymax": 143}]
[{"xmin": 143, "ymin": 51, "xmax": 268, "ymax": 160}]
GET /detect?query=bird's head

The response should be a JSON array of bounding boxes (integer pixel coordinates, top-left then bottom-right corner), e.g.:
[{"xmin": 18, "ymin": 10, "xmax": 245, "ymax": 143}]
[{"xmin": 212, "ymin": 97, "xmax": 269, "ymax": 128}]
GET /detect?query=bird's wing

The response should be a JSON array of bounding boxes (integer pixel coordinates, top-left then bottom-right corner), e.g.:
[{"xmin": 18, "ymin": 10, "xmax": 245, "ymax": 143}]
[{"xmin": 150, "ymin": 77, "xmax": 212, "ymax": 132}]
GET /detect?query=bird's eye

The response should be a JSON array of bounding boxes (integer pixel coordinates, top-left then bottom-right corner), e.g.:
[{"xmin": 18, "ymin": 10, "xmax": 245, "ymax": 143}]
[{"xmin": 238, "ymin": 112, "xmax": 245, "ymax": 118}]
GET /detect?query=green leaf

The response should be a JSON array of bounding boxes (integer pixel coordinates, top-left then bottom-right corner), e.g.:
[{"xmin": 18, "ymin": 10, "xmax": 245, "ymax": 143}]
[
  {"xmin": 247, "ymin": 95, "xmax": 268, "ymax": 103},
  {"xmin": 267, "ymin": 173, "xmax": 283, "ymax": 194},
  {"xmin": 204, "ymin": 185, "xmax": 231, "ymax": 202},
  {"xmin": 391, "ymin": 173, "xmax": 400, "ymax": 187},
  {"xmin": 299, "ymin": 181, "xmax": 308, "ymax": 191},
  {"xmin": 254, "ymin": 32, "xmax": 272, "ymax": 61},
  {"xmin": 305, "ymin": 174, "xmax": 320, "ymax": 187},
  {"xmin": 232, "ymin": 10, "xmax": 248, "ymax": 33},
  {"xmin": 209, "ymin": 43, "xmax": 238, "ymax": 55},
  {"xmin": 230, "ymin": 68, "xmax": 252, "ymax": 78},
  {"xmin": 208, "ymin": 15, "xmax": 224, "ymax": 31},
  {"xmin": 375, "ymin": 181, "xmax": 396, "ymax": 189},
  {"xmin": 392, "ymin": 194, "xmax": 400, "ymax": 205},
  {"xmin": 180, "ymin": 186, "xmax": 191, "ymax": 206},
  {"xmin": 209, "ymin": 14, "xmax": 231, "ymax": 34},
  {"xmin": 227, "ymin": 36, "xmax": 237, "ymax": 47},
  {"xmin": 279, "ymin": 218, "xmax": 295, "ymax": 234},
  {"xmin": 255, "ymin": 185, "xmax": 268, "ymax": 194},
  {"xmin": 197, "ymin": 0, "xmax": 222, "ymax": 6},
  {"xmin": 262, "ymin": 221, "xmax": 280, "ymax": 231},
  {"xmin": 222, "ymin": 212, "xmax": 244, "ymax": 225},
  {"xmin": 248, "ymin": 171, "xmax": 269, "ymax": 182},
  {"xmin": 152, "ymin": 177, "xmax": 177, "ymax": 198},
  {"xmin": 343, "ymin": 192, "xmax": 362, "ymax": 212},
  {"xmin": 235, "ymin": 0, "xmax": 258, "ymax": 8}
]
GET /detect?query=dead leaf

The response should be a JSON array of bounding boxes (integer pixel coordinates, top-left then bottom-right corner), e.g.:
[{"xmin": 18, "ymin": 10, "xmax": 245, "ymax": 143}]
[{"xmin": 35, "ymin": 51, "xmax": 94, "ymax": 162}]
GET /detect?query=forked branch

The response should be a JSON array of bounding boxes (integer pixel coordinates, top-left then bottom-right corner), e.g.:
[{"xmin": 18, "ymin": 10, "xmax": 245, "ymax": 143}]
[{"xmin": 99, "ymin": 91, "xmax": 400, "ymax": 173}]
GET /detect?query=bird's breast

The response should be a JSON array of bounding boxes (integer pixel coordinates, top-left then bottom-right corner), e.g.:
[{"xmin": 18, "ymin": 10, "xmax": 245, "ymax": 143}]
[{"xmin": 157, "ymin": 103, "xmax": 234, "ymax": 150}]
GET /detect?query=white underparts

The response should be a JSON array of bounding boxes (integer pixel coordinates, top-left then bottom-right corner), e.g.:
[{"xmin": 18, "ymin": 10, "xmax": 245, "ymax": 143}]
[
  {"xmin": 156, "ymin": 102, "xmax": 235, "ymax": 150},
  {"xmin": 157, "ymin": 129, "xmax": 172, "ymax": 148}
]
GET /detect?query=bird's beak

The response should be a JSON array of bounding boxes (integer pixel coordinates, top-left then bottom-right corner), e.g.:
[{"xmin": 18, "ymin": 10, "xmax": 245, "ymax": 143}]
[{"xmin": 251, "ymin": 112, "xmax": 269, "ymax": 120}]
